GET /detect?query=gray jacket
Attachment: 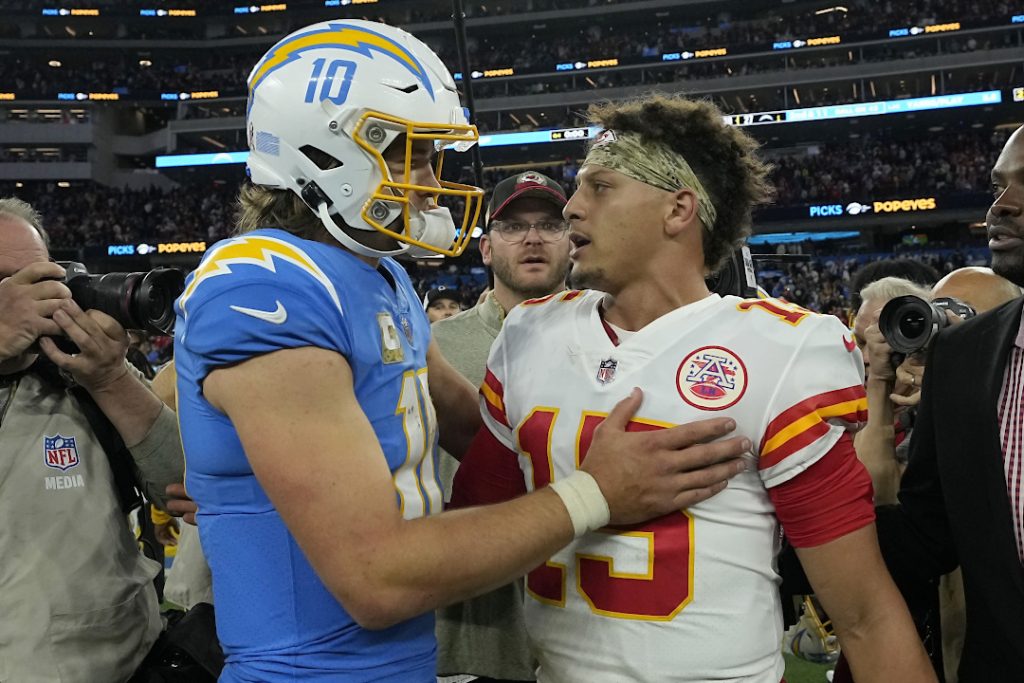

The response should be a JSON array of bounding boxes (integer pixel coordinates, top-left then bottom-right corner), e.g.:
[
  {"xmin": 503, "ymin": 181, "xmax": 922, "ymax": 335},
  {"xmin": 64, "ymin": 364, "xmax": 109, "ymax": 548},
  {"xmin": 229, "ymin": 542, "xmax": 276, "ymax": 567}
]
[{"xmin": 0, "ymin": 366, "xmax": 184, "ymax": 682}]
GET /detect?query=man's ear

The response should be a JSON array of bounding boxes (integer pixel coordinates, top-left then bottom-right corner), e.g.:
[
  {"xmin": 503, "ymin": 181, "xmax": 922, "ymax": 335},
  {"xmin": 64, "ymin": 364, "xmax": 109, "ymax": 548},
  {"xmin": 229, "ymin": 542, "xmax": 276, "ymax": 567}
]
[
  {"xmin": 479, "ymin": 234, "xmax": 493, "ymax": 267},
  {"xmin": 665, "ymin": 188, "xmax": 699, "ymax": 238}
]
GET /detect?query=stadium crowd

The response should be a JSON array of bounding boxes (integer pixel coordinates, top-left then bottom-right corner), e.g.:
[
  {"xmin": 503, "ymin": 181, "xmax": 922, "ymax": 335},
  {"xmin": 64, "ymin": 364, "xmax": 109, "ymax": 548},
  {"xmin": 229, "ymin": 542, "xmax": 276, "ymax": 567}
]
[
  {"xmin": 13, "ymin": 125, "xmax": 1003, "ymax": 258},
  {"xmin": 1, "ymin": 0, "xmax": 1016, "ymax": 101}
]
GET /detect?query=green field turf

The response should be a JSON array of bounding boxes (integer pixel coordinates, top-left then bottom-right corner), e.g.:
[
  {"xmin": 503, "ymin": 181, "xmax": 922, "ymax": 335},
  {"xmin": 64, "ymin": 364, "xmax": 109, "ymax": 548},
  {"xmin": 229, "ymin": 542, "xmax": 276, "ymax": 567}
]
[{"xmin": 784, "ymin": 653, "xmax": 834, "ymax": 683}]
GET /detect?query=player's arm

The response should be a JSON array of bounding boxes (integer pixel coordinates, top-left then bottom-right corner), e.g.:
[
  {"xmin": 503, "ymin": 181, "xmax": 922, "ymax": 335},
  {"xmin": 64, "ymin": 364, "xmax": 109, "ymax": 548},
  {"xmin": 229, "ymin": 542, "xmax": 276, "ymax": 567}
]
[
  {"xmin": 796, "ymin": 526, "xmax": 936, "ymax": 682},
  {"xmin": 426, "ymin": 337, "xmax": 481, "ymax": 459},
  {"xmin": 205, "ymin": 345, "xmax": 748, "ymax": 630},
  {"xmin": 770, "ymin": 437, "xmax": 936, "ymax": 683}
]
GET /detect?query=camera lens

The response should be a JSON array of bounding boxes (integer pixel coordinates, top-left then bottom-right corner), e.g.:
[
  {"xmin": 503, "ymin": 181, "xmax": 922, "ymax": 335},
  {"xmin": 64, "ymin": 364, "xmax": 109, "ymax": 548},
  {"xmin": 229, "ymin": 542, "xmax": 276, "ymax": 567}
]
[
  {"xmin": 62, "ymin": 265, "xmax": 184, "ymax": 335},
  {"xmin": 879, "ymin": 295, "xmax": 937, "ymax": 356},
  {"xmin": 898, "ymin": 311, "xmax": 927, "ymax": 339},
  {"xmin": 136, "ymin": 269, "xmax": 184, "ymax": 335}
]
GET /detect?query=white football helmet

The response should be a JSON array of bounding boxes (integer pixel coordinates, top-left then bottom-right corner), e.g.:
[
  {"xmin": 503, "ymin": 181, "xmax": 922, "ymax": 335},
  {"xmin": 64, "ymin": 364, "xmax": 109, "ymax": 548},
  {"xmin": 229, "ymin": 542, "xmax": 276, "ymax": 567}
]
[
  {"xmin": 245, "ymin": 19, "xmax": 484, "ymax": 258},
  {"xmin": 784, "ymin": 596, "xmax": 841, "ymax": 665}
]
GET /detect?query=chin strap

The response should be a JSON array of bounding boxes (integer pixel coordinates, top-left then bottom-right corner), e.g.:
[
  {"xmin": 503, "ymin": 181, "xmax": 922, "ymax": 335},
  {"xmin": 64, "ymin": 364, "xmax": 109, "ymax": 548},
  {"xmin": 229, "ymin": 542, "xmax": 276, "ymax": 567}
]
[
  {"xmin": 316, "ymin": 202, "xmax": 407, "ymax": 258},
  {"xmin": 315, "ymin": 199, "xmax": 459, "ymax": 259}
]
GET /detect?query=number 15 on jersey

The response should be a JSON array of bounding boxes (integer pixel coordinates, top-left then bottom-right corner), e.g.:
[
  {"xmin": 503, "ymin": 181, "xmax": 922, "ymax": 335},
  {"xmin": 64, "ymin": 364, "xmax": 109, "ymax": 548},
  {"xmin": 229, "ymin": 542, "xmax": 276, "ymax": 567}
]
[{"xmin": 518, "ymin": 408, "xmax": 695, "ymax": 621}]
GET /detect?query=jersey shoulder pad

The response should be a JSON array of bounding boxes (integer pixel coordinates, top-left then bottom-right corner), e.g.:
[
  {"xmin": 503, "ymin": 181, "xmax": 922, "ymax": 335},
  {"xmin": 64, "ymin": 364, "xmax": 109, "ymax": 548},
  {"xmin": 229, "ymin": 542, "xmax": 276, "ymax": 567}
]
[
  {"xmin": 506, "ymin": 289, "xmax": 595, "ymax": 327},
  {"xmin": 178, "ymin": 231, "xmax": 343, "ymax": 315},
  {"xmin": 175, "ymin": 231, "xmax": 351, "ymax": 373}
]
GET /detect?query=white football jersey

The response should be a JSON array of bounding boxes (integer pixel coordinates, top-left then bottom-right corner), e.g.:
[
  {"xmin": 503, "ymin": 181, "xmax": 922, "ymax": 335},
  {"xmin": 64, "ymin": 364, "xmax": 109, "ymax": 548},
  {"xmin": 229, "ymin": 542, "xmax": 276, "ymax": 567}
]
[{"xmin": 479, "ymin": 290, "xmax": 867, "ymax": 683}]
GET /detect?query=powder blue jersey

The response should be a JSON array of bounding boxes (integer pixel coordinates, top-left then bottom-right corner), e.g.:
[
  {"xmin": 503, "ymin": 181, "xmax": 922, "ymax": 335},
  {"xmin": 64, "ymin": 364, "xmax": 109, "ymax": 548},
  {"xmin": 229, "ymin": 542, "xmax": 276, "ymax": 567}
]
[{"xmin": 174, "ymin": 228, "xmax": 442, "ymax": 682}]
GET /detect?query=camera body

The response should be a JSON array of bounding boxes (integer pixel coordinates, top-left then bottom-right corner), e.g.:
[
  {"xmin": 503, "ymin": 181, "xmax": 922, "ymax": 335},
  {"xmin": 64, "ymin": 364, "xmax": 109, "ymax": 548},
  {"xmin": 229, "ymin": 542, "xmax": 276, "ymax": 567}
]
[
  {"xmin": 58, "ymin": 262, "xmax": 185, "ymax": 335},
  {"xmin": 706, "ymin": 247, "xmax": 759, "ymax": 299},
  {"xmin": 878, "ymin": 295, "xmax": 976, "ymax": 356}
]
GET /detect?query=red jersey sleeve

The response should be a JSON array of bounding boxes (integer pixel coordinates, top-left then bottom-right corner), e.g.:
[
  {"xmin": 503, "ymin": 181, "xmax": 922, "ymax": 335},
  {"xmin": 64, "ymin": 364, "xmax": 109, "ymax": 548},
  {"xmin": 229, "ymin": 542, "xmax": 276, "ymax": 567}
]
[
  {"xmin": 767, "ymin": 432, "xmax": 875, "ymax": 548},
  {"xmin": 449, "ymin": 425, "xmax": 527, "ymax": 509}
]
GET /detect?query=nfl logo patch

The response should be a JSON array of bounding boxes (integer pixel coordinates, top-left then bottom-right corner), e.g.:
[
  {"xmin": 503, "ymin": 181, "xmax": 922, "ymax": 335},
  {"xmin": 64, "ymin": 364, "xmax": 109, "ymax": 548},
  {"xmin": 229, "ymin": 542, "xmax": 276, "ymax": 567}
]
[
  {"xmin": 44, "ymin": 435, "xmax": 80, "ymax": 472},
  {"xmin": 597, "ymin": 358, "xmax": 618, "ymax": 384}
]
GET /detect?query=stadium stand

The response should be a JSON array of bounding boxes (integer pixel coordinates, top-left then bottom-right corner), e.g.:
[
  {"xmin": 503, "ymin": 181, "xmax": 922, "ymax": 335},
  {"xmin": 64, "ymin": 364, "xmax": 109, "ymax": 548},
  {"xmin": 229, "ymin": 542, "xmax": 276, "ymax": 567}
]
[{"xmin": 0, "ymin": 0, "xmax": 1018, "ymax": 358}]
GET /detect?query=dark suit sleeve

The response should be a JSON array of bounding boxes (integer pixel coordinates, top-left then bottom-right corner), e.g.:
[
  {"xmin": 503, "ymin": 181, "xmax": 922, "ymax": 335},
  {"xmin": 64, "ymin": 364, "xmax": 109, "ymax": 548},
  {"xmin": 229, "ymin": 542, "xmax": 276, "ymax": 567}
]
[{"xmin": 875, "ymin": 339, "xmax": 959, "ymax": 586}]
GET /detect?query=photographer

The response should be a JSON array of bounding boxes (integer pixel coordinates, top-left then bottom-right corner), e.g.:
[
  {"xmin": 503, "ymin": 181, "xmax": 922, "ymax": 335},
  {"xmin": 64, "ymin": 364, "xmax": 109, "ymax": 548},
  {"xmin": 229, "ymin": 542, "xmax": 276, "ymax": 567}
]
[
  {"xmin": 0, "ymin": 197, "xmax": 184, "ymax": 681},
  {"xmin": 861, "ymin": 268, "xmax": 1022, "ymax": 500},
  {"xmin": 869, "ymin": 126, "xmax": 1024, "ymax": 681},
  {"xmin": 853, "ymin": 276, "xmax": 933, "ymax": 505},
  {"xmin": 857, "ymin": 266, "xmax": 1020, "ymax": 683}
]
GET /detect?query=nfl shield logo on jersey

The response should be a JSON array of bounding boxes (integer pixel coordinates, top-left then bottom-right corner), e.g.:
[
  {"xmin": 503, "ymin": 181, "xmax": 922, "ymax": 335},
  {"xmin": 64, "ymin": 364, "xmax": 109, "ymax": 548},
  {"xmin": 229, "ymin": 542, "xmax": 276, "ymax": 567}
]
[
  {"xmin": 43, "ymin": 435, "xmax": 80, "ymax": 471},
  {"xmin": 596, "ymin": 358, "xmax": 618, "ymax": 384},
  {"xmin": 676, "ymin": 346, "xmax": 748, "ymax": 411}
]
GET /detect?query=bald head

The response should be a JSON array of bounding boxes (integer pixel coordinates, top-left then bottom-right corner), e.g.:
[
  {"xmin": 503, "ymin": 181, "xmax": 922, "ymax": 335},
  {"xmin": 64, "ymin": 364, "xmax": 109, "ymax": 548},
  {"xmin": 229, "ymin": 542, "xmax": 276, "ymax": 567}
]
[{"xmin": 932, "ymin": 267, "xmax": 1022, "ymax": 314}]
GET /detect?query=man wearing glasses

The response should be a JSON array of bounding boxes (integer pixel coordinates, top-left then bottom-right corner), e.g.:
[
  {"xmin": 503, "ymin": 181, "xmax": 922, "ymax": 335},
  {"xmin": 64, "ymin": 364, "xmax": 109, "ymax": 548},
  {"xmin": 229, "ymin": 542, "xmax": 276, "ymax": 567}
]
[{"xmin": 433, "ymin": 170, "xmax": 571, "ymax": 683}]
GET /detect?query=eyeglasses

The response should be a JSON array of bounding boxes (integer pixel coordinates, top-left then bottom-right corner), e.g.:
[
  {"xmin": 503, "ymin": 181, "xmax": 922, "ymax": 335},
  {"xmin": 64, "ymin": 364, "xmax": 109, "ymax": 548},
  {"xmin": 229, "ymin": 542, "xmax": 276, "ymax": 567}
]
[{"xmin": 488, "ymin": 219, "xmax": 570, "ymax": 244}]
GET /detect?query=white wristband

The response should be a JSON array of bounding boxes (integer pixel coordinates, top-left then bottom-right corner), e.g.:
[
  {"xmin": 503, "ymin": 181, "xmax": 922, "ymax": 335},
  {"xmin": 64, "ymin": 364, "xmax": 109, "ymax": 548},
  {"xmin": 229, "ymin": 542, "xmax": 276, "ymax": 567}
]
[{"xmin": 549, "ymin": 471, "xmax": 611, "ymax": 538}]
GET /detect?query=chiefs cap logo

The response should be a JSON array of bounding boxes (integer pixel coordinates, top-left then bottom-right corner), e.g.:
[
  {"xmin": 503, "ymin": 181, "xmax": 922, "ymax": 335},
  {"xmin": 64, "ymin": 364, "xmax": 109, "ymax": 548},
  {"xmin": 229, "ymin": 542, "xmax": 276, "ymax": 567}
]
[{"xmin": 516, "ymin": 171, "xmax": 546, "ymax": 188}]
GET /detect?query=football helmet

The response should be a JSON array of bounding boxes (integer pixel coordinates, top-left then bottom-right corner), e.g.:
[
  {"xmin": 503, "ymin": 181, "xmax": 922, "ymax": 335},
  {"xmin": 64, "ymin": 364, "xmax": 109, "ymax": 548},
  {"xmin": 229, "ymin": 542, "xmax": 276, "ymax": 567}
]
[
  {"xmin": 245, "ymin": 19, "xmax": 484, "ymax": 258},
  {"xmin": 785, "ymin": 595, "xmax": 841, "ymax": 664}
]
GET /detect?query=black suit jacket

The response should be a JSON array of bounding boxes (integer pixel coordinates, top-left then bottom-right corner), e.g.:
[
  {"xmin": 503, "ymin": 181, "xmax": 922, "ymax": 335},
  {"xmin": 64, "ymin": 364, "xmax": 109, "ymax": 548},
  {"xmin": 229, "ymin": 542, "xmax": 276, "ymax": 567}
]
[{"xmin": 877, "ymin": 296, "xmax": 1024, "ymax": 682}]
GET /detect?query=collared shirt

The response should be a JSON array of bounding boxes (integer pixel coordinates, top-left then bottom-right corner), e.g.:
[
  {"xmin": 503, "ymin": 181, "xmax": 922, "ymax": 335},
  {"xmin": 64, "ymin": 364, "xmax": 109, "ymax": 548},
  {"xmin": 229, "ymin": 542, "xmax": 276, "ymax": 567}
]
[{"xmin": 996, "ymin": 304, "xmax": 1024, "ymax": 564}]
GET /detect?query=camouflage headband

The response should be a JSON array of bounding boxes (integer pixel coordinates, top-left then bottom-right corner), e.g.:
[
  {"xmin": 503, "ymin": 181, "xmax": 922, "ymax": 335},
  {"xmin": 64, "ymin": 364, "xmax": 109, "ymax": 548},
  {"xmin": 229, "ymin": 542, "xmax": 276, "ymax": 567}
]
[{"xmin": 584, "ymin": 129, "xmax": 718, "ymax": 232}]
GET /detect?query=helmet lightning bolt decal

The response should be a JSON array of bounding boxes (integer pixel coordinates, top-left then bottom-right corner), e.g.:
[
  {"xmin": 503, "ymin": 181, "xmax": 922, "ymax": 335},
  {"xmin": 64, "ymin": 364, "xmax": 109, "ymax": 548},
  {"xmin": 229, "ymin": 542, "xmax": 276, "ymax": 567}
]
[{"xmin": 248, "ymin": 22, "xmax": 434, "ymax": 102}]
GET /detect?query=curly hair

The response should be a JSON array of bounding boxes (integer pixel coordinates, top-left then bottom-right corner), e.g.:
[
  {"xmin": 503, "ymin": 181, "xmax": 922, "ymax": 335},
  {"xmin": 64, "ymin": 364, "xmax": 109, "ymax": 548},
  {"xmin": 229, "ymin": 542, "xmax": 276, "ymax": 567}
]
[{"xmin": 586, "ymin": 94, "xmax": 774, "ymax": 273}]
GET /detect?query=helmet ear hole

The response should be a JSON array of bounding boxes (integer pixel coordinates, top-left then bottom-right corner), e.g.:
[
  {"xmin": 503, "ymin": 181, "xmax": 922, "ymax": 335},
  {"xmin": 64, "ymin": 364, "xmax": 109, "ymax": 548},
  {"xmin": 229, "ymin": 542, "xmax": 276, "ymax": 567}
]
[
  {"xmin": 300, "ymin": 181, "xmax": 332, "ymax": 210},
  {"xmin": 300, "ymin": 145, "xmax": 344, "ymax": 171}
]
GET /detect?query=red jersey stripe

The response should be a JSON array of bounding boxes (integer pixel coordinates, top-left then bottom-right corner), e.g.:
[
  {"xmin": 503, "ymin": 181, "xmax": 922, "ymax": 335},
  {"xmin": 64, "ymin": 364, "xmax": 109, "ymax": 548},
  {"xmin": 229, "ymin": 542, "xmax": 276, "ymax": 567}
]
[
  {"xmin": 761, "ymin": 385, "xmax": 867, "ymax": 447},
  {"xmin": 483, "ymin": 393, "xmax": 511, "ymax": 429},
  {"xmin": 760, "ymin": 422, "xmax": 831, "ymax": 470}
]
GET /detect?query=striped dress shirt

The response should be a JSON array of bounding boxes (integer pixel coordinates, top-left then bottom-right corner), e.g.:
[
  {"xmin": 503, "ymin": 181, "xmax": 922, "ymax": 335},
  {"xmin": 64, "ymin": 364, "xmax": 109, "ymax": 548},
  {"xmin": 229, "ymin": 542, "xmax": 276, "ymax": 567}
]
[{"xmin": 996, "ymin": 310, "xmax": 1024, "ymax": 564}]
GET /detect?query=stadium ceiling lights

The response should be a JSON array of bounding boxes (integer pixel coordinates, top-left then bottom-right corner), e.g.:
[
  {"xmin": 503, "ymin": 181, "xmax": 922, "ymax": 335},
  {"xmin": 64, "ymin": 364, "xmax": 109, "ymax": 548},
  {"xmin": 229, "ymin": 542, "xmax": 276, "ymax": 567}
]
[{"xmin": 48, "ymin": 60, "xmax": 62, "ymax": 68}]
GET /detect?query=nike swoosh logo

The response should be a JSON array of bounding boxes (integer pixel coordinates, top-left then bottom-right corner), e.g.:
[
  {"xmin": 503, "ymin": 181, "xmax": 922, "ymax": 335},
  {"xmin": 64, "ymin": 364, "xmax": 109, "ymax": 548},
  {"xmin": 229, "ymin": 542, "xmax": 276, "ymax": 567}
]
[
  {"xmin": 843, "ymin": 335, "xmax": 857, "ymax": 352},
  {"xmin": 229, "ymin": 300, "xmax": 288, "ymax": 325}
]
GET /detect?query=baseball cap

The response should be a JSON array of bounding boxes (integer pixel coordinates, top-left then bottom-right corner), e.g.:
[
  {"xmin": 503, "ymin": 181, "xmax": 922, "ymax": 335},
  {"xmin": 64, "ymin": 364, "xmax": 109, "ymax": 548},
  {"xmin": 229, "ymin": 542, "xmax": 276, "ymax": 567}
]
[
  {"xmin": 486, "ymin": 170, "xmax": 567, "ymax": 227},
  {"xmin": 423, "ymin": 285, "xmax": 461, "ymax": 310}
]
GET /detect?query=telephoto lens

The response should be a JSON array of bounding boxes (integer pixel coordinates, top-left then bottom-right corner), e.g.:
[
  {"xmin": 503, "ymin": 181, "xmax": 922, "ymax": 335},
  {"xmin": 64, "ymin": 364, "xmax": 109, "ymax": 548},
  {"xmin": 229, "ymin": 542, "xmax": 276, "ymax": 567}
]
[
  {"xmin": 878, "ymin": 295, "xmax": 976, "ymax": 356},
  {"xmin": 60, "ymin": 262, "xmax": 186, "ymax": 335}
]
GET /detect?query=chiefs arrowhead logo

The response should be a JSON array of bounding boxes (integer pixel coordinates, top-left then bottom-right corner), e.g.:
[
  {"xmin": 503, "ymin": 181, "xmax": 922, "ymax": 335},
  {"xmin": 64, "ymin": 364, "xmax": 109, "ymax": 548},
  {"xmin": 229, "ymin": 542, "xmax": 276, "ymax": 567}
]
[{"xmin": 843, "ymin": 335, "xmax": 857, "ymax": 353}]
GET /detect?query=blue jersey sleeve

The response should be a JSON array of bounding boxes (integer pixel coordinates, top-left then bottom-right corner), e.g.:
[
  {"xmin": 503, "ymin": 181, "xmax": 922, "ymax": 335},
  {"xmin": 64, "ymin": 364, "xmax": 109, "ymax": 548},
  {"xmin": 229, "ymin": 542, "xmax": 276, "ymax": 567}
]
[{"xmin": 180, "ymin": 277, "xmax": 351, "ymax": 381}]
